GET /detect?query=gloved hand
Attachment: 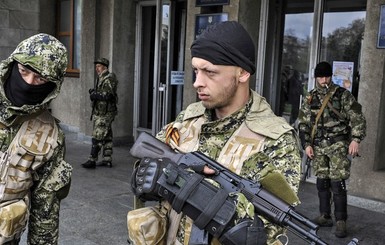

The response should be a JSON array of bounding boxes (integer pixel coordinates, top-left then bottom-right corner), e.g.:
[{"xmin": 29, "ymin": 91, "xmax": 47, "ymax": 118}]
[
  {"xmin": 89, "ymin": 88, "xmax": 95, "ymax": 94},
  {"xmin": 90, "ymin": 92, "xmax": 102, "ymax": 101},
  {"xmin": 131, "ymin": 157, "xmax": 171, "ymax": 202}
]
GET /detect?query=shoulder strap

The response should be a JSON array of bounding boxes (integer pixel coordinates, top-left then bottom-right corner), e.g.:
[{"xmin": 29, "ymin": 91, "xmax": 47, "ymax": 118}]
[{"xmin": 310, "ymin": 86, "xmax": 338, "ymax": 142}]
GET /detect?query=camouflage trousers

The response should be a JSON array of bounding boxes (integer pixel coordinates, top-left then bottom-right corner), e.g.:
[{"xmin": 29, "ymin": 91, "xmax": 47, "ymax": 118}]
[
  {"xmin": 90, "ymin": 114, "xmax": 115, "ymax": 162},
  {"xmin": 313, "ymin": 141, "xmax": 350, "ymax": 180}
]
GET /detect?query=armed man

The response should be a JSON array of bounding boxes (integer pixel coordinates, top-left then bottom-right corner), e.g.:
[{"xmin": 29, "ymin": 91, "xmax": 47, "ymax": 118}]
[
  {"xmin": 298, "ymin": 61, "xmax": 366, "ymax": 238},
  {"xmin": 128, "ymin": 21, "xmax": 302, "ymax": 245},
  {"xmin": 82, "ymin": 58, "xmax": 118, "ymax": 169}
]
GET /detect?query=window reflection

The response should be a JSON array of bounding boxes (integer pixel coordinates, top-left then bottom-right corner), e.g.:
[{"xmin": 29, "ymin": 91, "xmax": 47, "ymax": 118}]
[
  {"xmin": 280, "ymin": 13, "xmax": 313, "ymax": 125},
  {"xmin": 320, "ymin": 11, "xmax": 365, "ymax": 98}
]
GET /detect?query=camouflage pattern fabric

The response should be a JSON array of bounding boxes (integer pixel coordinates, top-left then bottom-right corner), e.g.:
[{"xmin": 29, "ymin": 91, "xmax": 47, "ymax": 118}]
[
  {"xmin": 313, "ymin": 142, "xmax": 350, "ymax": 179},
  {"xmin": 127, "ymin": 205, "xmax": 168, "ymax": 245},
  {"xmin": 90, "ymin": 115, "xmax": 114, "ymax": 162},
  {"xmin": 298, "ymin": 82, "xmax": 366, "ymax": 180},
  {"xmin": 89, "ymin": 70, "xmax": 118, "ymax": 162},
  {"xmin": 0, "ymin": 34, "xmax": 72, "ymax": 244},
  {"xmin": 156, "ymin": 90, "xmax": 301, "ymax": 245},
  {"xmin": 91, "ymin": 70, "xmax": 118, "ymax": 118}
]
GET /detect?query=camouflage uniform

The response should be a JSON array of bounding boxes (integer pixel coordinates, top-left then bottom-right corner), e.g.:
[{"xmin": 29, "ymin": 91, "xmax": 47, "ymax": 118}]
[
  {"xmin": 298, "ymin": 81, "xmax": 366, "ymax": 179},
  {"xmin": 298, "ymin": 80, "xmax": 366, "ymax": 230},
  {"xmin": 0, "ymin": 34, "xmax": 72, "ymax": 244},
  {"xmin": 87, "ymin": 65, "xmax": 118, "ymax": 165},
  {"xmin": 156, "ymin": 90, "xmax": 301, "ymax": 245}
]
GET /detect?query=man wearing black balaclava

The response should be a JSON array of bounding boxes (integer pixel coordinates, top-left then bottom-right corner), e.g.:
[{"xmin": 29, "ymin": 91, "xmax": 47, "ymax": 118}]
[
  {"xmin": 129, "ymin": 21, "xmax": 301, "ymax": 245},
  {"xmin": 298, "ymin": 61, "xmax": 366, "ymax": 238}
]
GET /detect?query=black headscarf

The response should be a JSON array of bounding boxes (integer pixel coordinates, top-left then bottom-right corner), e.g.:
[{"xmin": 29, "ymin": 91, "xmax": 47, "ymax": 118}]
[
  {"xmin": 4, "ymin": 62, "xmax": 56, "ymax": 107},
  {"xmin": 191, "ymin": 21, "xmax": 256, "ymax": 74}
]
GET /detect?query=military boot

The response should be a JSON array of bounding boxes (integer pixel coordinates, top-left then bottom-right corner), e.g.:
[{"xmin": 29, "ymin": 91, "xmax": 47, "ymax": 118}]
[
  {"xmin": 81, "ymin": 160, "xmax": 96, "ymax": 169},
  {"xmin": 335, "ymin": 220, "xmax": 347, "ymax": 238},
  {"xmin": 313, "ymin": 213, "xmax": 333, "ymax": 227},
  {"xmin": 97, "ymin": 160, "xmax": 112, "ymax": 168}
]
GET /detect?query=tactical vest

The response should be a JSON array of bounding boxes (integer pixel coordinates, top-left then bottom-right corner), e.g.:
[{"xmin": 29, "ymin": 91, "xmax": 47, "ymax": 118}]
[
  {"xmin": 167, "ymin": 116, "xmax": 266, "ymax": 245},
  {"xmin": 0, "ymin": 111, "xmax": 58, "ymax": 243}
]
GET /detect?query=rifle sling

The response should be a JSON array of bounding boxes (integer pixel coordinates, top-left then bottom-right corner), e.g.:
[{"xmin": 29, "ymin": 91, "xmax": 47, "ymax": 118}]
[{"xmin": 310, "ymin": 86, "xmax": 338, "ymax": 143}]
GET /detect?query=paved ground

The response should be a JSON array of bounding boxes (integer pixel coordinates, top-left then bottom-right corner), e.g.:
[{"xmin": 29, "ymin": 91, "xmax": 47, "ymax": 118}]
[{"xmin": 21, "ymin": 129, "xmax": 385, "ymax": 245}]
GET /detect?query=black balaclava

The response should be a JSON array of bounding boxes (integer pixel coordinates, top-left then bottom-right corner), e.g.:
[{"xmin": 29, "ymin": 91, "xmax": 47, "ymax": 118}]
[
  {"xmin": 191, "ymin": 21, "xmax": 256, "ymax": 74},
  {"xmin": 4, "ymin": 62, "xmax": 56, "ymax": 107}
]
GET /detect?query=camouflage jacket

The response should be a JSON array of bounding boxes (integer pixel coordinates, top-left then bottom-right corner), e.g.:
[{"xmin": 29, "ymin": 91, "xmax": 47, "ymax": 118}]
[
  {"xmin": 91, "ymin": 70, "xmax": 118, "ymax": 117},
  {"xmin": 0, "ymin": 34, "xmax": 72, "ymax": 244},
  {"xmin": 298, "ymin": 82, "xmax": 366, "ymax": 148},
  {"xmin": 157, "ymin": 90, "xmax": 301, "ymax": 244}
]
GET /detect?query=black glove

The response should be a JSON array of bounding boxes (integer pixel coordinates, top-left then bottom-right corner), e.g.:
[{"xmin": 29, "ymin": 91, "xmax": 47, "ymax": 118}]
[
  {"xmin": 131, "ymin": 157, "xmax": 171, "ymax": 202},
  {"xmin": 90, "ymin": 92, "xmax": 102, "ymax": 101},
  {"xmin": 89, "ymin": 88, "xmax": 95, "ymax": 94}
]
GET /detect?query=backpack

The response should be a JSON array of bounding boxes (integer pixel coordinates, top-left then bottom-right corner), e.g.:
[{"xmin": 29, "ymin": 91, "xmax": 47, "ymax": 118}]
[{"xmin": 0, "ymin": 110, "xmax": 58, "ymax": 243}]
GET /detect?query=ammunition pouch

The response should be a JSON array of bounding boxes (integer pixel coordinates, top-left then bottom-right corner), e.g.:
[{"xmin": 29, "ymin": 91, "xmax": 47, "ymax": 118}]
[
  {"xmin": 219, "ymin": 217, "xmax": 267, "ymax": 245},
  {"xmin": 0, "ymin": 197, "xmax": 29, "ymax": 244},
  {"xmin": 157, "ymin": 163, "xmax": 236, "ymax": 238}
]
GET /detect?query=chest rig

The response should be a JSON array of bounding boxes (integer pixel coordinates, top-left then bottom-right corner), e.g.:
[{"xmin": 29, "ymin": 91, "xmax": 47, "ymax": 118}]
[
  {"xmin": 0, "ymin": 110, "xmax": 58, "ymax": 243},
  {"xmin": 166, "ymin": 116, "xmax": 266, "ymax": 245}
]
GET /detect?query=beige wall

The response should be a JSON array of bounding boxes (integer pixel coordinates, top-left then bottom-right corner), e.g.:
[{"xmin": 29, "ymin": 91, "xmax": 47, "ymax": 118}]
[
  {"xmin": 51, "ymin": 0, "xmax": 136, "ymax": 144},
  {"xmin": 349, "ymin": 0, "xmax": 385, "ymax": 202}
]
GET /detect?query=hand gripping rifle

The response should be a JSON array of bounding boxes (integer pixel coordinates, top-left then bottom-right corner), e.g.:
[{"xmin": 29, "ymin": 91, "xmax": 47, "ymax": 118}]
[{"xmin": 130, "ymin": 132, "xmax": 359, "ymax": 245}]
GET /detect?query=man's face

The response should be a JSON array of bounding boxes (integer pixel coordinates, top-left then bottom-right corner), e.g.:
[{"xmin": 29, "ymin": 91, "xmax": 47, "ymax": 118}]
[
  {"xmin": 18, "ymin": 63, "xmax": 49, "ymax": 85},
  {"xmin": 95, "ymin": 63, "xmax": 107, "ymax": 75},
  {"xmin": 192, "ymin": 57, "xmax": 240, "ymax": 111},
  {"xmin": 316, "ymin": 76, "xmax": 332, "ymax": 88}
]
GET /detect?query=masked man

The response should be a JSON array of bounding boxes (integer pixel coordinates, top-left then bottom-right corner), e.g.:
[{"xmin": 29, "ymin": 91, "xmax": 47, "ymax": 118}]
[{"xmin": 0, "ymin": 34, "xmax": 72, "ymax": 244}]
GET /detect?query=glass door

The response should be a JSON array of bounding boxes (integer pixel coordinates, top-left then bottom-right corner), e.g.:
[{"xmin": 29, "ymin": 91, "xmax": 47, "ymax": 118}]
[
  {"xmin": 133, "ymin": 0, "xmax": 186, "ymax": 138},
  {"xmin": 279, "ymin": 3, "xmax": 314, "ymax": 125},
  {"xmin": 277, "ymin": 0, "xmax": 366, "ymax": 182},
  {"xmin": 319, "ymin": 2, "xmax": 366, "ymax": 99},
  {"xmin": 278, "ymin": 0, "xmax": 366, "ymax": 126}
]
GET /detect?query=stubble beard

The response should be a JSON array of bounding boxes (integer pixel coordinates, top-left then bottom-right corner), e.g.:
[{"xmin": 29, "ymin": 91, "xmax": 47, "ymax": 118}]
[{"xmin": 202, "ymin": 77, "xmax": 238, "ymax": 110}]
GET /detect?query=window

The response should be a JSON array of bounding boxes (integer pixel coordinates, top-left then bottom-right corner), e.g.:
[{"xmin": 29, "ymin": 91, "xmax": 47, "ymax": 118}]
[{"xmin": 57, "ymin": 0, "xmax": 82, "ymax": 76}]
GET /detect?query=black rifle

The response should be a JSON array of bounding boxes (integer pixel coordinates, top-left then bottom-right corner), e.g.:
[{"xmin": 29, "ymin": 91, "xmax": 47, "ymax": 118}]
[
  {"xmin": 302, "ymin": 156, "xmax": 312, "ymax": 181},
  {"xmin": 130, "ymin": 132, "xmax": 359, "ymax": 245},
  {"xmin": 90, "ymin": 77, "xmax": 99, "ymax": 121}
]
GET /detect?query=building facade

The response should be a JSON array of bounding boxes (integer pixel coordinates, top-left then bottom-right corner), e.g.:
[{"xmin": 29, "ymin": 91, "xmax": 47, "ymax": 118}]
[{"xmin": 1, "ymin": 0, "xmax": 385, "ymax": 207}]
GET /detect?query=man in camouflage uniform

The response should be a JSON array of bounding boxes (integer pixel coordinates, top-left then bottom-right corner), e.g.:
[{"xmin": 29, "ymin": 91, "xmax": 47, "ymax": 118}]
[
  {"xmin": 131, "ymin": 21, "xmax": 301, "ymax": 245},
  {"xmin": 298, "ymin": 61, "xmax": 366, "ymax": 238},
  {"xmin": 82, "ymin": 58, "xmax": 118, "ymax": 168},
  {"xmin": 0, "ymin": 34, "xmax": 72, "ymax": 244}
]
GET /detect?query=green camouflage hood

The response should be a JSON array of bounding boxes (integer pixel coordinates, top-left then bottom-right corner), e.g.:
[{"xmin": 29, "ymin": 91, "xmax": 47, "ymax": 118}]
[{"xmin": 0, "ymin": 33, "xmax": 67, "ymax": 125}]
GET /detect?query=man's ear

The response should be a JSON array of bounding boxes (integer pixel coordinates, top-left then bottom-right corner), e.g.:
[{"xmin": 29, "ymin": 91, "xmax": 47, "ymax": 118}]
[{"xmin": 239, "ymin": 69, "xmax": 250, "ymax": 83}]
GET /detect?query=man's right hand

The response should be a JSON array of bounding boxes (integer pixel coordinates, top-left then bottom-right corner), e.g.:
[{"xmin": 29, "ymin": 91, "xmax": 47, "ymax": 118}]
[{"xmin": 305, "ymin": 145, "xmax": 314, "ymax": 159}]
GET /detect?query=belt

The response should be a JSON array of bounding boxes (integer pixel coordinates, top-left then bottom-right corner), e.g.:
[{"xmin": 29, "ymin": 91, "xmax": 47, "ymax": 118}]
[{"xmin": 313, "ymin": 135, "xmax": 348, "ymax": 146}]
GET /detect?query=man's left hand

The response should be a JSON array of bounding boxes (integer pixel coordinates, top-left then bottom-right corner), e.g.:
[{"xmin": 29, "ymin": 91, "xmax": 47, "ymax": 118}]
[{"xmin": 349, "ymin": 140, "xmax": 360, "ymax": 157}]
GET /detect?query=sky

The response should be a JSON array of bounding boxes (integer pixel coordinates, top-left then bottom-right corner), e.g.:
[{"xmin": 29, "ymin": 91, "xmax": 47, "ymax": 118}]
[{"xmin": 285, "ymin": 11, "xmax": 366, "ymax": 40}]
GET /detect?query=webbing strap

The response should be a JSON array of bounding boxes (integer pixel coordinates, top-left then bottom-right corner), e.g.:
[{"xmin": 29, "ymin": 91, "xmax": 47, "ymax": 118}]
[
  {"xmin": 194, "ymin": 188, "xmax": 228, "ymax": 228},
  {"xmin": 310, "ymin": 86, "xmax": 338, "ymax": 142},
  {"xmin": 171, "ymin": 173, "xmax": 203, "ymax": 213}
]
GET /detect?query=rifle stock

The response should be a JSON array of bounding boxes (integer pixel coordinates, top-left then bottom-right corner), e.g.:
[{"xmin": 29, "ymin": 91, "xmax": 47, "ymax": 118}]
[{"xmin": 130, "ymin": 132, "xmax": 359, "ymax": 245}]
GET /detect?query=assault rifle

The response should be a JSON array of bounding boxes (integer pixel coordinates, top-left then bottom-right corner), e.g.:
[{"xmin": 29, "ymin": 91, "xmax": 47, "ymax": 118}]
[
  {"xmin": 130, "ymin": 132, "xmax": 359, "ymax": 245},
  {"xmin": 302, "ymin": 156, "xmax": 312, "ymax": 181}
]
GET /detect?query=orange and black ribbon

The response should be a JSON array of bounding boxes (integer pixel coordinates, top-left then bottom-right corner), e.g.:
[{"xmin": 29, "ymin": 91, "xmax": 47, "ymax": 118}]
[{"xmin": 165, "ymin": 124, "xmax": 180, "ymax": 146}]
